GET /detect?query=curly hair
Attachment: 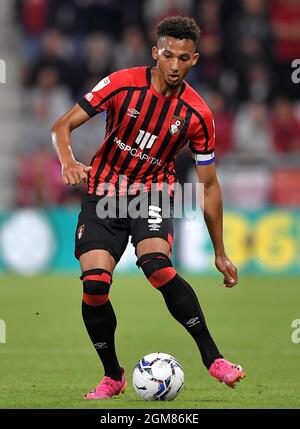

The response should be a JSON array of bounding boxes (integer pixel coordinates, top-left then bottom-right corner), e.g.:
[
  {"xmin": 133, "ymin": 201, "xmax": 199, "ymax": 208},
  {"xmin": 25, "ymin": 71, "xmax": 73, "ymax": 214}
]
[{"xmin": 156, "ymin": 16, "xmax": 201, "ymax": 44}]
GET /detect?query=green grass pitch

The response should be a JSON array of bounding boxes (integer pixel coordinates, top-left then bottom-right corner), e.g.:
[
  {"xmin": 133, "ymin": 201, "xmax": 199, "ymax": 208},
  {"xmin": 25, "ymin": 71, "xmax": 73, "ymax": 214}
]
[{"xmin": 0, "ymin": 273, "xmax": 299, "ymax": 409}]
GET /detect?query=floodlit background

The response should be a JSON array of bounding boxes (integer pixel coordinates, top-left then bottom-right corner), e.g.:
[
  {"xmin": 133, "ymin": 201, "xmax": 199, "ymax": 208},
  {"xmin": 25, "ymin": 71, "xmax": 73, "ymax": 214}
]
[{"xmin": 0, "ymin": 0, "xmax": 299, "ymax": 409}]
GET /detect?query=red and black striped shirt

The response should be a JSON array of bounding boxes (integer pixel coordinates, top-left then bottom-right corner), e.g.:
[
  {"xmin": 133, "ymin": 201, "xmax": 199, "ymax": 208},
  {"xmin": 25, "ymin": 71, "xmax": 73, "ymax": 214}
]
[{"xmin": 78, "ymin": 66, "xmax": 215, "ymax": 196}]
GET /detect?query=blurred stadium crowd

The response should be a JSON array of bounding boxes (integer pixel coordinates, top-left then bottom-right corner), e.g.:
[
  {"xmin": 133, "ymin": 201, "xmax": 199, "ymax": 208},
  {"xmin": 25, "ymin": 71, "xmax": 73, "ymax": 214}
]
[{"xmin": 14, "ymin": 0, "xmax": 300, "ymax": 209}]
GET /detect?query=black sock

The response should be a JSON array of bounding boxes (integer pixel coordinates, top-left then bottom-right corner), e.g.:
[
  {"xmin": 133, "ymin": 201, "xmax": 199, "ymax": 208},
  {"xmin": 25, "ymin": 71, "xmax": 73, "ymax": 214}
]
[
  {"xmin": 158, "ymin": 275, "xmax": 223, "ymax": 369},
  {"xmin": 82, "ymin": 300, "xmax": 122, "ymax": 380}
]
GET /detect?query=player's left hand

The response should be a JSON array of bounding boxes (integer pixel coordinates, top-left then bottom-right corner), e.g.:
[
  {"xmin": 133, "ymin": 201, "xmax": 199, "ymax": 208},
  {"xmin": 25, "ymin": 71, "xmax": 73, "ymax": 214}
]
[{"xmin": 215, "ymin": 255, "xmax": 238, "ymax": 288}]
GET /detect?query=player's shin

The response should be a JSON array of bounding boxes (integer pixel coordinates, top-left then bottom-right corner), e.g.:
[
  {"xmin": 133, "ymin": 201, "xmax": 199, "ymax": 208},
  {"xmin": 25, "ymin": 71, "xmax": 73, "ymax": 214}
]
[
  {"xmin": 139, "ymin": 253, "xmax": 223, "ymax": 369},
  {"xmin": 81, "ymin": 268, "xmax": 122, "ymax": 380}
]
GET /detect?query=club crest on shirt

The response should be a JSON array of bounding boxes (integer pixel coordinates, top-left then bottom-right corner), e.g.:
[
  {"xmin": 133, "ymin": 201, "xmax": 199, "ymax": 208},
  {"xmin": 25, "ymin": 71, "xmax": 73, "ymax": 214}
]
[
  {"xmin": 77, "ymin": 224, "xmax": 85, "ymax": 240},
  {"xmin": 169, "ymin": 115, "xmax": 185, "ymax": 135}
]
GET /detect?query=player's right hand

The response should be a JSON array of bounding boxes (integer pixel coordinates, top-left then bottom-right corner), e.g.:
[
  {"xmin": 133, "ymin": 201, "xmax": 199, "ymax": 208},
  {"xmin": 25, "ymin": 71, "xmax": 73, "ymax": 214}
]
[{"xmin": 61, "ymin": 161, "xmax": 92, "ymax": 186}]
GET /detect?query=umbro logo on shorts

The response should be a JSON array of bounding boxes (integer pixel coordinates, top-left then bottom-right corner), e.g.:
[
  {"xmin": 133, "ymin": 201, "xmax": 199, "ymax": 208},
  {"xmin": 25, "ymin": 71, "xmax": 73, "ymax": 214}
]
[{"xmin": 148, "ymin": 205, "xmax": 162, "ymax": 231}]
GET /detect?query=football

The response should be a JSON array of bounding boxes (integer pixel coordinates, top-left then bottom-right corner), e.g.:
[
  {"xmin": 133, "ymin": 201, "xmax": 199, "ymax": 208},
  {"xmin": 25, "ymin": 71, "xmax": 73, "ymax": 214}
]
[{"xmin": 132, "ymin": 352, "xmax": 184, "ymax": 400}]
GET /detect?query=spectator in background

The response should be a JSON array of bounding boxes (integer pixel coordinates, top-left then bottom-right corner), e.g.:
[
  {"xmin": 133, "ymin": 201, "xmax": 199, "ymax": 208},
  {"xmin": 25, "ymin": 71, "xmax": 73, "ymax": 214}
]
[
  {"xmin": 121, "ymin": 0, "xmax": 145, "ymax": 31},
  {"xmin": 72, "ymin": 114, "xmax": 107, "ymax": 167},
  {"xmin": 207, "ymin": 90, "xmax": 234, "ymax": 160},
  {"xmin": 145, "ymin": 0, "xmax": 193, "ymax": 43},
  {"xmin": 271, "ymin": 97, "xmax": 300, "ymax": 153},
  {"xmin": 234, "ymin": 100, "xmax": 272, "ymax": 161},
  {"xmin": 242, "ymin": 62, "xmax": 273, "ymax": 102},
  {"xmin": 113, "ymin": 26, "xmax": 150, "ymax": 70},
  {"xmin": 16, "ymin": 145, "xmax": 65, "ymax": 207},
  {"xmin": 25, "ymin": 29, "xmax": 72, "ymax": 88},
  {"xmin": 32, "ymin": 66, "xmax": 71, "ymax": 124},
  {"xmin": 80, "ymin": 33, "xmax": 113, "ymax": 92},
  {"xmin": 224, "ymin": 0, "xmax": 271, "ymax": 100},
  {"xmin": 193, "ymin": 0, "xmax": 223, "ymax": 89},
  {"xmin": 145, "ymin": 0, "xmax": 192, "ymax": 24},
  {"xmin": 15, "ymin": 0, "xmax": 49, "ymax": 59},
  {"xmin": 22, "ymin": 65, "xmax": 71, "ymax": 150},
  {"xmin": 270, "ymin": 0, "xmax": 300, "ymax": 98},
  {"xmin": 66, "ymin": 0, "xmax": 123, "ymax": 38}
]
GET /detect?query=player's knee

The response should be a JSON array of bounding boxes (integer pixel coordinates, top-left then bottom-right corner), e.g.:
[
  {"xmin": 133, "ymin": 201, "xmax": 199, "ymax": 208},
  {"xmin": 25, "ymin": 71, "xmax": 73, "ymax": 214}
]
[
  {"xmin": 138, "ymin": 252, "xmax": 177, "ymax": 289},
  {"xmin": 81, "ymin": 268, "xmax": 112, "ymax": 306}
]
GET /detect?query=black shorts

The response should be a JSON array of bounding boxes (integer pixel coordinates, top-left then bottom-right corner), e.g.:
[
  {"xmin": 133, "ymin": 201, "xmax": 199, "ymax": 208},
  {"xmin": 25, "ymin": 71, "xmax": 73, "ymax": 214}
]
[{"xmin": 75, "ymin": 192, "xmax": 174, "ymax": 263}]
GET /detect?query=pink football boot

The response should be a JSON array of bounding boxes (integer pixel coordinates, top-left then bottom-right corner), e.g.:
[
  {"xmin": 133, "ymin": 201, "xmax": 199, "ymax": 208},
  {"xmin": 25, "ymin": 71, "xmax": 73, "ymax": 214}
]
[
  {"xmin": 209, "ymin": 358, "xmax": 246, "ymax": 388},
  {"xmin": 84, "ymin": 368, "xmax": 127, "ymax": 399}
]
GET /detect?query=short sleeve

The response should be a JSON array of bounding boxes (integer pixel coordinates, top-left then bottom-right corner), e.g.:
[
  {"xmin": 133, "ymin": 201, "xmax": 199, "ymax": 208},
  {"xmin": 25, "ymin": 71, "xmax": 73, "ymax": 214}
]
[
  {"xmin": 77, "ymin": 72, "xmax": 119, "ymax": 117},
  {"xmin": 189, "ymin": 109, "xmax": 216, "ymax": 165}
]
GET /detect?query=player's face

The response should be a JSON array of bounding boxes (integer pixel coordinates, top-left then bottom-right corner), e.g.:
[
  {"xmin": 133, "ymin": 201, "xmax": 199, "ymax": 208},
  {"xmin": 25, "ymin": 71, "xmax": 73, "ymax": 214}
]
[{"xmin": 152, "ymin": 36, "xmax": 199, "ymax": 88}]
